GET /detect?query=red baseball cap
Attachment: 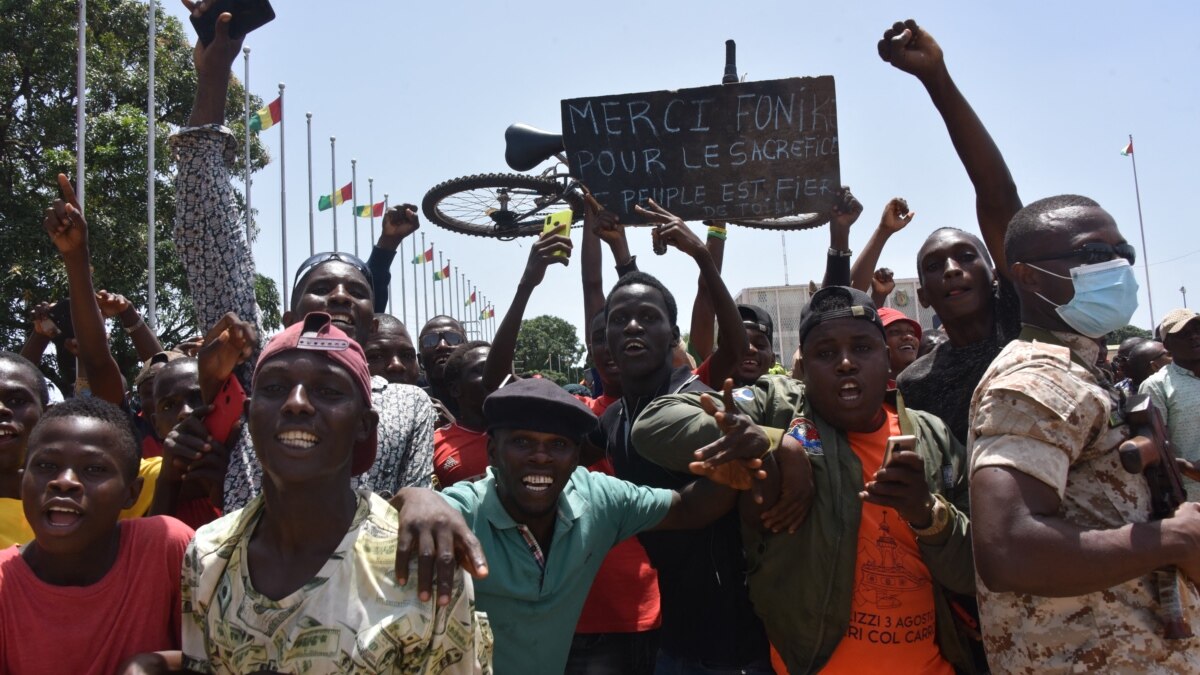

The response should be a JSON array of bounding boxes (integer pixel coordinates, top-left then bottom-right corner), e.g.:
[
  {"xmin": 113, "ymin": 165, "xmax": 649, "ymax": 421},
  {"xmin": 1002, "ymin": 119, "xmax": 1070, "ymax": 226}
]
[
  {"xmin": 253, "ymin": 312, "xmax": 377, "ymax": 476},
  {"xmin": 877, "ymin": 308, "xmax": 923, "ymax": 341}
]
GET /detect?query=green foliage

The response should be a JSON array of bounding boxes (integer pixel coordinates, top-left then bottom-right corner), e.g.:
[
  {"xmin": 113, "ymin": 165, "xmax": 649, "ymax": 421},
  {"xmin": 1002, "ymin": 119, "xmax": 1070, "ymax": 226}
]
[
  {"xmin": 0, "ymin": 0, "xmax": 274, "ymax": 386},
  {"xmin": 1107, "ymin": 324, "xmax": 1152, "ymax": 345},
  {"xmin": 513, "ymin": 315, "xmax": 584, "ymax": 378},
  {"xmin": 254, "ymin": 273, "xmax": 282, "ymax": 332},
  {"xmin": 523, "ymin": 370, "xmax": 568, "ymax": 386}
]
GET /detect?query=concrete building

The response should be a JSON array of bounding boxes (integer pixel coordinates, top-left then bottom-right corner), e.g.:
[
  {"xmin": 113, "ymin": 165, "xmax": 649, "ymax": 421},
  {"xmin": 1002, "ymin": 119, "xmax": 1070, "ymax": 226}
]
[{"xmin": 734, "ymin": 277, "xmax": 934, "ymax": 366}]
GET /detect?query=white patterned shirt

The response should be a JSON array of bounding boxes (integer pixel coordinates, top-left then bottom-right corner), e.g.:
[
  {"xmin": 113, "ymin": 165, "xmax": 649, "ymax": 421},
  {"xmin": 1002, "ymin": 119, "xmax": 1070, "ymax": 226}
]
[{"xmin": 170, "ymin": 127, "xmax": 434, "ymax": 509}]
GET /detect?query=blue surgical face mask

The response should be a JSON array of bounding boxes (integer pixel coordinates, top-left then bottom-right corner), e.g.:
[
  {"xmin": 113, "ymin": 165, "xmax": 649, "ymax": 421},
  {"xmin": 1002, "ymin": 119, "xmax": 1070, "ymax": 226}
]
[{"xmin": 1027, "ymin": 258, "xmax": 1140, "ymax": 338}]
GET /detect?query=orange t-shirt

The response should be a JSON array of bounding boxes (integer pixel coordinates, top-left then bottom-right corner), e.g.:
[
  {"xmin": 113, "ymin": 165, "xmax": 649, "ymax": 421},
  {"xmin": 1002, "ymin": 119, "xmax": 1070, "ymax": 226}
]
[
  {"xmin": 433, "ymin": 424, "xmax": 490, "ymax": 487},
  {"xmin": 820, "ymin": 411, "xmax": 954, "ymax": 675}
]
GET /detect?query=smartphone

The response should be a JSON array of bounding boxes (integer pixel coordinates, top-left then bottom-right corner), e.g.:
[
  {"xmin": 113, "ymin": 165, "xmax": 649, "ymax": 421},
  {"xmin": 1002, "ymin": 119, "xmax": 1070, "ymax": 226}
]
[
  {"xmin": 542, "ymin": 209, "xmax": 573, "ymax": 258},
  {"xmin": 47, "ymin": 300, "xmax": 75, "ymax": 342},
  {"xmin": 203, "ymin": 376, "xmax": 247, "ymax": 445},
  {"xmin": 190, "ymin": 0, "xmax": 276, "ymax": 46},
  {"xmin": 882, "ymin": 435, "xmax": 917, "ymax": 468}
]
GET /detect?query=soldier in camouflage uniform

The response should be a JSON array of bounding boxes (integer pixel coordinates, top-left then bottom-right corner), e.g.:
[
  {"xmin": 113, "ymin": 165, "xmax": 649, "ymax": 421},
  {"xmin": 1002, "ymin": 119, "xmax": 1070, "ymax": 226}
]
[{"xmin": 969, "ymin": 195, "xmax": 1200, "ymax": 673}]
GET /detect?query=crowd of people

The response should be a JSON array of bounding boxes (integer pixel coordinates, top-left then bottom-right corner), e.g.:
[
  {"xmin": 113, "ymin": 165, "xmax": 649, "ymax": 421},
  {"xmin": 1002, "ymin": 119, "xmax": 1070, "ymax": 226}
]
[{"xmin": 1, "ymin": 4, "xmax": 1198, "ymax": 675}]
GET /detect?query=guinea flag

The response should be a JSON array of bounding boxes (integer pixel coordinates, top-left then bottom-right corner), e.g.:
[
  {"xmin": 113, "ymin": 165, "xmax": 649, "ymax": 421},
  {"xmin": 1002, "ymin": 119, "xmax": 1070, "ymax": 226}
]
[
  {"xmin": 464, "ymin": 290, "xmax": 476, "ymax": 306},
  {"xmin": 249, "ymin": 97, "xmax": 282, "ymax": 132},
  {"xmin": 433, "ymin": 264, "xmax": 450, "ymax": 281},
  {"xmin": 356, "ymin": 201, "xmax": 385, "ymax": 218},
  {"xmin": 1120, "ymin": 140, "xmax": 1134, "ymax": 156},
  {"xmin": 318, "ymin": 183, "xmax": 353, "ymax": 211},
  {"xmin": 480, "ymin": 307, "xmax": 494, "ymax": 319},
  {"xmin": 412, "ymin": 246, "xmax": 433, "ymax": 265}
]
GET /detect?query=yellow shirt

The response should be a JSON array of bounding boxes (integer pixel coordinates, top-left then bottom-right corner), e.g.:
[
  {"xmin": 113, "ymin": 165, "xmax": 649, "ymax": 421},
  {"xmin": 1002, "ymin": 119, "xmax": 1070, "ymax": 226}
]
[{"xmin": 0, "ymin": 499, "xmax": 33, "ymax": 549}]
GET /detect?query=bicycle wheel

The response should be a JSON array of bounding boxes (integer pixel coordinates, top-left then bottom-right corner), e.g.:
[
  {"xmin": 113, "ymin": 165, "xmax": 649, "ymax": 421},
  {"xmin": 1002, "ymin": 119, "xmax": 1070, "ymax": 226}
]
[
  {"xmin": 727, "ymin": 212, "xmax": 829, "ymax": 231},
  {"xmin": 422, "ymin": 173, "xmax": 570, "ymax": 239}
]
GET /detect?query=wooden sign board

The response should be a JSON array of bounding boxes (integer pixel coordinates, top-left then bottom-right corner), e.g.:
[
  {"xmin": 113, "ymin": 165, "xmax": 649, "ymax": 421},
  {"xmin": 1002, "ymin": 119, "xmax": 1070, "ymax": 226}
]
[{"xmin": 560, "ymin": 76, "xmax": 839, "ymax": 224}]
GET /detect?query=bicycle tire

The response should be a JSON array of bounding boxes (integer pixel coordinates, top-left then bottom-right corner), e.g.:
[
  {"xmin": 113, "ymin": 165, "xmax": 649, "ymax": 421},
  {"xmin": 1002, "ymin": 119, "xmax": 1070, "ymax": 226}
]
[
  {"xmin": 727, "ymin": 212, "xmax": 829, "ymax": 231},
  {"xmin": 422, "ymin": 173, "xmax": 574, "ymax": 239}
]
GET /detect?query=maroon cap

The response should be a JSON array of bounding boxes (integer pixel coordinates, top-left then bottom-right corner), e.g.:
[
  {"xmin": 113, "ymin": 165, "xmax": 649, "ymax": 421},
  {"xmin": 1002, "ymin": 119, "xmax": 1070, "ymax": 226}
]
[
  {"xmin": 877, "ymin": 308, "xmax": 922, "ymax": 341},
  {"xmin": 254, "ymin": 312, "xmax": 377, "ymax": 476}
]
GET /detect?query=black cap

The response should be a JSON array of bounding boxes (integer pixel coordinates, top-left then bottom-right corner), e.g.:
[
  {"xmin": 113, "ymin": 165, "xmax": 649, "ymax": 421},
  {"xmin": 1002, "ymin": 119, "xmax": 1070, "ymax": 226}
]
[
  {"xmin": 484, "ymin": 377, "xmax": 599, "ymax": 444},
  {"xmin": 798, "ymin": 287, "xmax": 885, "ymax": 346},
  {"xmin": 738, "ymin": 304, "xmax": 774, "ymax": 342}
]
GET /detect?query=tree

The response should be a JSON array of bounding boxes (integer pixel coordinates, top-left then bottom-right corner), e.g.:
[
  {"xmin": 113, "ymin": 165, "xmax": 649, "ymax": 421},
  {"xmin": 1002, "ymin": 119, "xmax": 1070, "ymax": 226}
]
[
  {"xmin": 1107, "ymin": 324, "xmax": 1152, "ymax": 345},
  {"xmin": 513, "ymin": 315, "xmax": 584, "ymax": 379},
  {"xmin": 0, "ymin": 0, "xmax": 274, "ymax": 385}
]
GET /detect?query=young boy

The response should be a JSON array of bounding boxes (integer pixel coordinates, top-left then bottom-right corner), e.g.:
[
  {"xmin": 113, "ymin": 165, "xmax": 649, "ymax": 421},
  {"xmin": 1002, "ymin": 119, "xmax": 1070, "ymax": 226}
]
[
  {"xmin": 0, "ymin": 397, "xmax": 193, "ymax": 674},
  {"xmin": 181, "ymin": 313, "xmax": 490, "ymax": 673}
]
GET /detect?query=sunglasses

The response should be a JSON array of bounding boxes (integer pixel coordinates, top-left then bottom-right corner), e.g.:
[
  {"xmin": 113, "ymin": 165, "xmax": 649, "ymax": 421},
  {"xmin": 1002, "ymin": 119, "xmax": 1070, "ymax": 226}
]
[
  {"xmin": 293, "ymin": 252, "xmax": 374, "ymax": 292},
  {"xmin": 419, "ymin": 331, "xmax": 465, "ymax": 350},
  {"xmin": 1024, "ymin": 242, "xmax": 1136, "ymax": 266}
]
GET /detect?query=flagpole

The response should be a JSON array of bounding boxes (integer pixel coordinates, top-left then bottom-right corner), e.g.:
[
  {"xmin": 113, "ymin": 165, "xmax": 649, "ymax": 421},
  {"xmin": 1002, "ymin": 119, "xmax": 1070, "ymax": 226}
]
[
  {"xmin": 330, "ymin": 136, "xmax": 338, "ymax": 251},
  {"xmin": 1127, "ymin": 133, "xmax": 1155, "ymax": 328},
  {"xmin": 146, "ymin": 0, "xmax": 155, "ymax": 330},
  {"xmin": 473, "ymin": 285, "xmax": 479, "ymax": 339},
  {"xmin": 453, "ymin": 266, "xmax": 460, "ymax": 321},
  {"xmin": 368, "ymin": 177, "xmax": 375, "ymax": 245},
  {"xmin": 306, "ymin": 112, "xmax": 314, "ymax": 256},
  {"xmin": 440, "ymin": 253, "xmax": 448, "ymax": 313},
  {"xmin": 422, "ymin": 233, "xmax": 429, "ymax": 323},
  {"xmin": 384, "ymin": 192, "xmax": 393, "ymax": 315},
  {"xmin": 412, "ymin": 232, "xmax": 420, "ymax": 330},
  {"xmin": 76, "ymin": 0, "xmax": 86, "ymax": 214},
  {"xmin": 436, "ymin": 251, "xmax": 446, "ymax": 317},
  {"xmin": 243, "ymin": 47, "xmax": 251, "ymax": 243},
  {"xmin": 351, "ymin": 158, "xmax": 359, "ymax": 257},
  {"xmin": 278, "ymin": 82, "xmax": 288, "ymax": 308}
]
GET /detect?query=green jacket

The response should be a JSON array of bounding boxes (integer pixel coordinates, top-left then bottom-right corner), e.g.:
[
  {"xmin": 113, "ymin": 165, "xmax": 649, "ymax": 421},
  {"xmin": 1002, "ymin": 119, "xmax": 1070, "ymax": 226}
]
[{"xmin": 631, "ymin": 375, "xmax": 976, "ymax": 674}]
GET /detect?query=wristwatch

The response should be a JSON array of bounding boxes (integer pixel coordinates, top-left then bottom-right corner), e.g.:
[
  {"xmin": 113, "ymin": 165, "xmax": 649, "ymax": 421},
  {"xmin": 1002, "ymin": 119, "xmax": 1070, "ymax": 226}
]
[
  {"xmin": 828, "ymin": 247, "xmax": 853, "ymax": 257},
  {"xmin": 909, "ymin": 494, "xmax": 951, "ymax": 538}
]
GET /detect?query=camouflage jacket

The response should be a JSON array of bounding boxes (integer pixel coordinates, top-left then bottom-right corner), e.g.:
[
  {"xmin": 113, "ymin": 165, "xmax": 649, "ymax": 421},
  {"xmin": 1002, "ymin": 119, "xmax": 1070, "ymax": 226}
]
[{"xmin": 969, "ymin": 329, "xmax": 1200, "ymax": 673}]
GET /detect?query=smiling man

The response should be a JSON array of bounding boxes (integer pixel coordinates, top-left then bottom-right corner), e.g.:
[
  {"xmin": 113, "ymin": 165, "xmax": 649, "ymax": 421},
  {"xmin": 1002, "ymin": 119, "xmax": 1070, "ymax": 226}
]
[
  {"xmin": 633, "ymin": 287, "xmax": 976, "ymax": 674},
  {"xmin": 170, "ymin": 2, "xmax": 434, "ymax": 511},
  {"xmin": 180, "ymin": 313, "xmax": 489, "ymax": 673},
  {"xmin": 0, "ymin": 397, "xmax": 193, "ymax": 674},
  {"xmin": 877, "ymin": 308, "xmax": 922, "ymax": 382},
  {"xmin": 437, "ymin": 377, "xmax": 738, "ymax": 674}
]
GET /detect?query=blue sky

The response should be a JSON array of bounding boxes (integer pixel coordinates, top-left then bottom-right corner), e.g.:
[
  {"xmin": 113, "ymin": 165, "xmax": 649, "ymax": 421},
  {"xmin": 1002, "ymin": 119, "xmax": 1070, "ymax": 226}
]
[{"xmin": 160, "ymin": 0, "xmax": 1200, "ymax": 346}]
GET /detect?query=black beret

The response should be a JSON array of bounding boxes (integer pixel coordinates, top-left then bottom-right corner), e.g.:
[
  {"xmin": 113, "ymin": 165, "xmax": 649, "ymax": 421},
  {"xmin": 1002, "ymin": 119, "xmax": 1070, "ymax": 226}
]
[
  {"xmin": 484, "ymin": 377, "xmax": 599, "ymax": 443},
  {"xmin": 798, "ymin": 286, "xmax": 885, "ymax": 346}
]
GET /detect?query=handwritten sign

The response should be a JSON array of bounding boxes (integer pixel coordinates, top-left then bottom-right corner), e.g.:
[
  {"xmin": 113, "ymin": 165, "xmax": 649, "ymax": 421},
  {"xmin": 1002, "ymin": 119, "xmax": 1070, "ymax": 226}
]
[{"xmin": 560, "ymin": 76, "xmax": 839, "ymax": 224}]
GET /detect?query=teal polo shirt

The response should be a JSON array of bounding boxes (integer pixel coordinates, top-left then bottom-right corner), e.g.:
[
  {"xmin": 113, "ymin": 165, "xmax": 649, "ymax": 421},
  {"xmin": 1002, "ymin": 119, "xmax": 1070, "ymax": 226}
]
[{"xmin": 440, "ymin": 466, "xmax": 674, "ymax": 675}]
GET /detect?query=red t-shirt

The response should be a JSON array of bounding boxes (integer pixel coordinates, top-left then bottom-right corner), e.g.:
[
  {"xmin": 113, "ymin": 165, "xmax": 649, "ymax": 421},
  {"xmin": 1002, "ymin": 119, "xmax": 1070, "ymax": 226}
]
[
  {"xmin": 434, "ymin": 423, "xmax": 490, "ymax": 487},
  {"xmin": 0, "ymin": 516, "xmax": 194, "ymax": 675},
  {"xmin": 693, "ymin": 356, "xmax": 714, "ymax": 388},
  {"xmin": 574, "ymin": 393, "xmax": 662, "ymax": 634}
]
